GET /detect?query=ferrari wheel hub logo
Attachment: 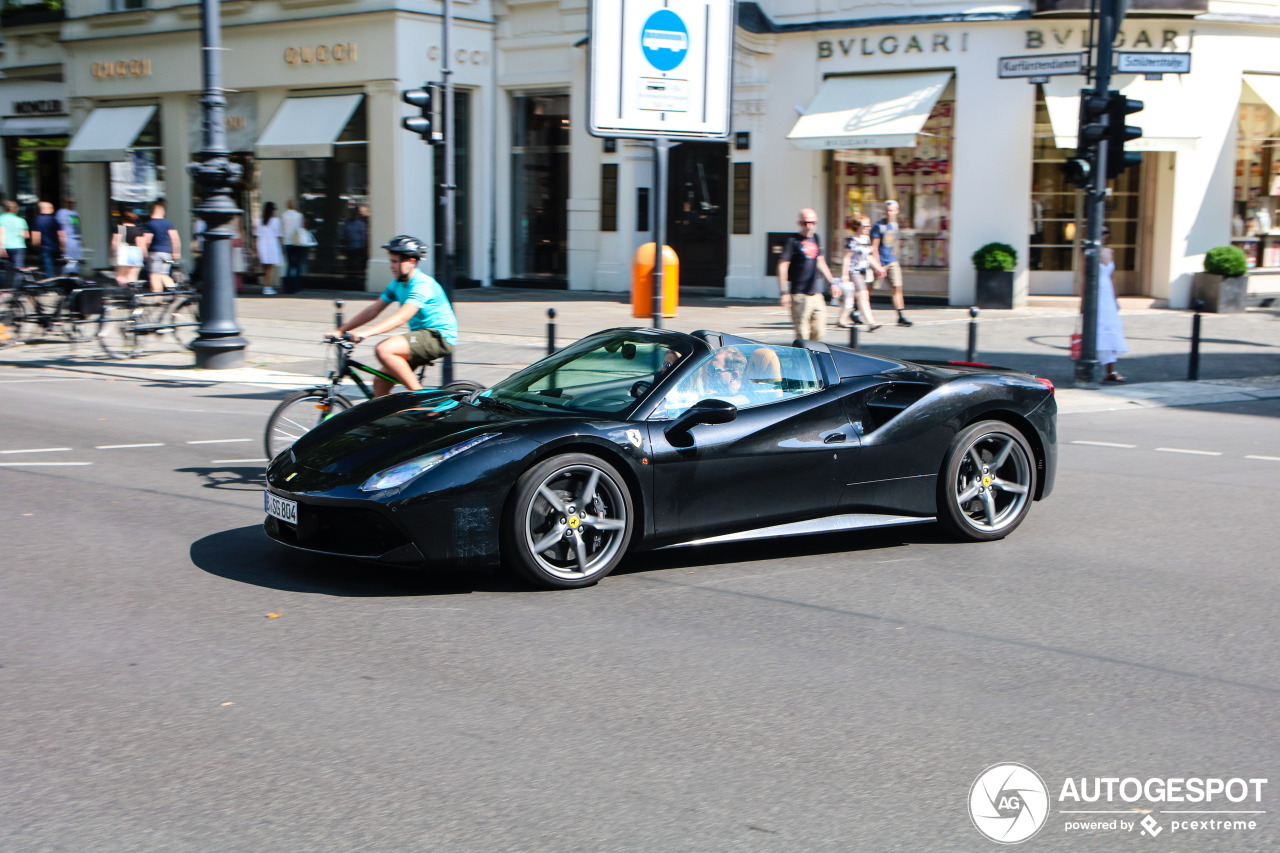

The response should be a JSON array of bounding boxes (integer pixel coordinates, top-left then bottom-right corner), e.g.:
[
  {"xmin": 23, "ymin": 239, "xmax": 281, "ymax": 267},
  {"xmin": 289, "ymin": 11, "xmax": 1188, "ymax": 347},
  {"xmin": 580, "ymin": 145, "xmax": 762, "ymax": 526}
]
[
  {"xmin": 567, "ymin": 515, "xmax": 580, "ymax": 529},
  {"xmin": 982, "ymin": 475, "xmax": 993, "ymax": 487}
]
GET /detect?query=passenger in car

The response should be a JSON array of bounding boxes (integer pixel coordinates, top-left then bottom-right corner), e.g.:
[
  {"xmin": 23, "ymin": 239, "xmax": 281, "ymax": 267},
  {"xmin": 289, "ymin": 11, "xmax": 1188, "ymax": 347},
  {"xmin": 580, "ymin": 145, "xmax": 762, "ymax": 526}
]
[
  {"xmin": 702, "ymin": 347, "xmax": 751, "ymax": 406},
  {"xmin": 745, "ymin": 348, "xmax": 784, "ymax": 402}
]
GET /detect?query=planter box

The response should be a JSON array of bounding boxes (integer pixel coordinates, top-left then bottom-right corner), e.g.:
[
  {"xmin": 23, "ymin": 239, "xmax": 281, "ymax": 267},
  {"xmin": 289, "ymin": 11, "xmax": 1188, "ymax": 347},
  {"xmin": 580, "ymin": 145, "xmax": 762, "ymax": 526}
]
[
  {"xmin": 1191, "ymin": 272, "xmax": 1248, "ymax": 313},
  {"xmin": 975, "ymin": 269, "xmax": 1016, "ymax": 309}
]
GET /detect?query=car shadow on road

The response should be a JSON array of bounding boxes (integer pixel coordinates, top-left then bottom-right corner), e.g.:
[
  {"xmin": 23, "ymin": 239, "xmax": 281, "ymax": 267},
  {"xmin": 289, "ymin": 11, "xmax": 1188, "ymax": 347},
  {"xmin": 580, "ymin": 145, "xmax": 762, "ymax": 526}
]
[{"xmin": 191, "ymin": 524, "xmax": 523, "ymax": 596}]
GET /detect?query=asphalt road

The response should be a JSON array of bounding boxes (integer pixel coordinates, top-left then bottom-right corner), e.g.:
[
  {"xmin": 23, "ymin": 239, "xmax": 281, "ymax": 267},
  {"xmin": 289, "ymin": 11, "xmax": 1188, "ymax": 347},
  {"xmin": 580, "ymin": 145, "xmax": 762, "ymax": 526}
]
[{"xmin": 2, "ymin": 370, "xmax": 1278, "ymax": 852}]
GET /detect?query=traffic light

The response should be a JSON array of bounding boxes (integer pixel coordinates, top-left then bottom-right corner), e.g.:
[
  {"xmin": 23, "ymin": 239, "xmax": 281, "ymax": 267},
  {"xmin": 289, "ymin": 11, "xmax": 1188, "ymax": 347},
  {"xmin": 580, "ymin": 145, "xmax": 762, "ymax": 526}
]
[
  {"xmin": 1106, "ymin": 91, "xmax": 1143, "ymax": 178},
  {"xmin": 401, "ymin": 85, "xmax": 439, "ymax": 144},
  {"xmin": 1062, "ymin": 152, "xmax": 1093, "ymax": 189},
  {"xmin": 1062, "ymin": 91, "xmax": 1110, "ymax": 189}
]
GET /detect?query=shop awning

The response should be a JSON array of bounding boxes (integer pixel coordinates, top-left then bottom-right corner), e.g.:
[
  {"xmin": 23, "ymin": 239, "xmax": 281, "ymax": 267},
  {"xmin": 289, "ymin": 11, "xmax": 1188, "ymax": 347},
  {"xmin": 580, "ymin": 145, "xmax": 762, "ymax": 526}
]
[
  {"xmin": 1243, "ymin": 74, "xmax": 1280, "ymax": 114},
  {"xmin": 255, "ymin": 94, "xmax": 363, "ymax": 159},
  {"xmin": 63, "ymin": 105, "xmax": 156, "ymax": 162},
  {"xmin": 787, "ymin": 71, "xmax": 952, "ymax": 150},
  {"xmin": 1043, "ymin": 76, "xmax": 1199, "ymax": 152},
  {"xmin": 0, "ymin": 115, "xmax": 71, "ymax": 138}
]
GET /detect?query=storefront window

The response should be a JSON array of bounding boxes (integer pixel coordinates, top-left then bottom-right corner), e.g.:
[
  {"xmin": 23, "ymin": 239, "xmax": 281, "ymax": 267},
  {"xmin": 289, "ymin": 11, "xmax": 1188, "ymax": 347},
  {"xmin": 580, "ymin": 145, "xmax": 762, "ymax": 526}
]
[
  {"xmin": 511, "ymin": 93, "xmax": 569, "ymax": 279},
  {"xmin": 829, "ymin": 100, "xmax": 953, "ymax": 277},
  {"xmin": 109, "ymin": 112, "xmax": 163, "ymax": 218},
  {"xmin": 295, "ymin": 99, "xmax": 368, "ymax": 283},
  {"xmin": 434, "ymin": 89, "xmax": 471, "ymax": 281},
  {"xmin": 5, "ymin": 137, "xmax": 67, "ymax": 219},
  {"xmin": 1233, "ymin": 89, "xmax": 1280, "ymax": 270},
  {"xmin": 1031, "ymin": 87, "xmax": 1142, "ymax": 292}
]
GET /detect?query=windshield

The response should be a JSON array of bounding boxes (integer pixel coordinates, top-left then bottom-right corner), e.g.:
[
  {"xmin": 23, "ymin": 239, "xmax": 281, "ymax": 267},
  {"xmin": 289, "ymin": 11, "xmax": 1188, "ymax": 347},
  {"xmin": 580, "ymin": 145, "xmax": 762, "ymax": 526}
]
[{"xmin": 482, "ymin": 330, "xmax": 697, "ymax": 416}]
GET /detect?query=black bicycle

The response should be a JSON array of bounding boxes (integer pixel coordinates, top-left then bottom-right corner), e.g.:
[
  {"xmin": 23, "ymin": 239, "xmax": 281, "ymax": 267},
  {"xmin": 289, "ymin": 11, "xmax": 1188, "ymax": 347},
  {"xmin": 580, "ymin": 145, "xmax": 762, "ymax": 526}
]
[
  {"xmin": 96, "ymin": 268, "xmax": 201, "ymax": 359},
  {"xmin": 264, "ymin": 333, "xmax": 484, "ymax": 459},
  {"xmin": 0, "ymin": 268, "xmax": 106, "ymax": 349}
]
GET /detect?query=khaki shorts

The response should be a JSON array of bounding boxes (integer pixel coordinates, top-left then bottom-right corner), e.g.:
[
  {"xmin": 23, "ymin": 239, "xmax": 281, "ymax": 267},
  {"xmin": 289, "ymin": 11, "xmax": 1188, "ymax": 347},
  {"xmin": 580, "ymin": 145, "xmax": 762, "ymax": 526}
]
[
  {"xmin": 884, "ymin": 261, "xmax": 903, "ymax": 290},
  {"xmin": 790, "ymin": 293, "xmax": 827, "ymax": 342},
  {"xmin": 405, "ymin": 329, "xmax": 454, "ymax": 367}
]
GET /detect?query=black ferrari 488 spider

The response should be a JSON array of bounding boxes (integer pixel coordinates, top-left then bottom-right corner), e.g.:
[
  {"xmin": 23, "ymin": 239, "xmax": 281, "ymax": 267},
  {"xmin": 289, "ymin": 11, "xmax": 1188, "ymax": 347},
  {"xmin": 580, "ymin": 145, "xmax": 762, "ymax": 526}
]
[{"xmin": 264, "ymin": 328, "xmax": 1056, "ymax": 588}]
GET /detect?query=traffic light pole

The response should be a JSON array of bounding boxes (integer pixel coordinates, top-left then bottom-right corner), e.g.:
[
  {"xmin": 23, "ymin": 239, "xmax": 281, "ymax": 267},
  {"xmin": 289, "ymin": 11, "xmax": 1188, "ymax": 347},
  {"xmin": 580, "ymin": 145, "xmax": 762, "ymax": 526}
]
[
  {"xmin": 439, "ymin": 0, "xmax": 456, "ymax": 384},
  {"xmin": 1075, "ymin": 0, "xmax": 1121, "ymax": 388}
]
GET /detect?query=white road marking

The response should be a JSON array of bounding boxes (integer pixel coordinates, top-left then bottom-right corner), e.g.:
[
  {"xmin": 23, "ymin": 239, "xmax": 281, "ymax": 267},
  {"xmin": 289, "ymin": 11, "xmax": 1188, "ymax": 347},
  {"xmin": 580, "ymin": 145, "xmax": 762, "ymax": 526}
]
[
  {"xmin": 0, "ymin": 447, "xmax": 72, "ymax": 454},
  {"xmin": 210, "ymin": 458, "xmax": 268, "ymax": 464},
  {"xmin": 1245, "ymin": 455, "xmax": 1280, "ymax": 462},
  {"xmin": 1071, "ymin": 440, "xmax": 1137, "ymax": 448},
  {"xmin": 0, "ymin": 378, "xmax": 93, "ymax": 384},
  {"xmin": 96, "ymin": 443, "xmax": 165, "ymax": 449},
  {"xmin": 186, "ymin": 438, "xmax": 252, "ymax": 445},
  {"xmin": 0, "ymin": 461, "xmax": 91, "ymax": 467},
  {"xmin": 1155, "ymin": 447, "xmax": 1222, "ymax": 456}
]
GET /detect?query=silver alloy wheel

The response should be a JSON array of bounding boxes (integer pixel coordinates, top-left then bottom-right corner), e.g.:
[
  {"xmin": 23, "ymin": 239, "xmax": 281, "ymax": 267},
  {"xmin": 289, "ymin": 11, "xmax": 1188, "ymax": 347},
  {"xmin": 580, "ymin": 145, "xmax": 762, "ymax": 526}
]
[
  {"xmin": 952, "ymin": 429, "xmax": 1033, "ymax": 533},
  {"xmin": 523, "ymin": 462, "xmax": 628, "ymax": 581}
]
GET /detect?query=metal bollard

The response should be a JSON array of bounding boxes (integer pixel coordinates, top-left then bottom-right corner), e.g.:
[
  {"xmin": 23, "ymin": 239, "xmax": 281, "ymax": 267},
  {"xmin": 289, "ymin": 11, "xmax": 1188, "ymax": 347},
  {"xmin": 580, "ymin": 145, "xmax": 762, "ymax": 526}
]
[
  {"xmin": 1188, "ymin": 299, "xmax": 1203, "ymax": 381},
  {"xmin": 966, "ymin": 306, "xmax": 979, "ymax": 363},
  {"xmin": 848, "ymin": 322, "xmax": 858, "ymax": 350},
  {"xmin": 547, "ymin": 308, "xmax": 557, "ymax": 355},
  {"xmin": 334, "ymin": 298, "xmax": 344, "ymax": 329}
]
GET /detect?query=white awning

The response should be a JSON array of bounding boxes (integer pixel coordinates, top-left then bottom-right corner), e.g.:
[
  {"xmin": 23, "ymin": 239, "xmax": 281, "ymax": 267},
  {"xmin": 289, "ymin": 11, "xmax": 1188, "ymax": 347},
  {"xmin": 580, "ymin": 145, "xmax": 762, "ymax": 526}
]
[
  {"xmin": 0, "ymin": 115, "xmax": 71, "ymax": 138},
  {"xmin": 1043, "ymin": 76, "xmax": 1199, "ymax": 152},
  {"xmin": 787, "ymin": 71, "xmax": 952, "ymax": 150},
  {"xmin": 255, "ymin": 94, "xmax": 363, "ymax": 159},
  {"xmin": 64, "ymin": 105, "xmax": 156, "ymax": 162},
  {"xmin": 1243, "ymin": 74, "xmax": 1280, "ymax": 114}
]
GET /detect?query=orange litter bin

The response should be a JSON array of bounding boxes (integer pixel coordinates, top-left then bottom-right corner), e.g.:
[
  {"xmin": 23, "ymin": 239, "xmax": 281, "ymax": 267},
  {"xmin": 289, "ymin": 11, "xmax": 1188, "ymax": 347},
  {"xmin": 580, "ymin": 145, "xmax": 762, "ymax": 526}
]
[{"xmin": 632, "ymin": 242, "xmax": 678, "ymax": 319}]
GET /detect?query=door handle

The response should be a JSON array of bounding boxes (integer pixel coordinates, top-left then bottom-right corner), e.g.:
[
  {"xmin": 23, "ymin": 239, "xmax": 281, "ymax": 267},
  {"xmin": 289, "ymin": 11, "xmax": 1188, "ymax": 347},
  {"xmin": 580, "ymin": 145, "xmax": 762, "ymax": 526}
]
[{"xmin": 823, "ymin": 431, "xmax": 847, "ymax": 444}]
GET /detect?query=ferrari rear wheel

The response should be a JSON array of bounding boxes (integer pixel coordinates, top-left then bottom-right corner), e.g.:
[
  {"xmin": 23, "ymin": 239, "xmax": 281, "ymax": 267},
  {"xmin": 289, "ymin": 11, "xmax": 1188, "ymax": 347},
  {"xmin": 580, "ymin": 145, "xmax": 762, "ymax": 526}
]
[
  {"xmin": 938, "ymin": 419, "xmax": 1036, "ymax": 541},
  {"xmin": 505, "ymin": 453, "xmax": 634, "ymax": 589}
]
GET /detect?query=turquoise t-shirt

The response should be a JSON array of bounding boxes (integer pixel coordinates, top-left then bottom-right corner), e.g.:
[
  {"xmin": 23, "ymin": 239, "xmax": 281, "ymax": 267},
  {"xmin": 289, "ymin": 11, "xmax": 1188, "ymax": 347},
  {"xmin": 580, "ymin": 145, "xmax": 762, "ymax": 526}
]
[
  {"xmin": 379, "ymin": 269, "xmax": 458, "ymax": 345},
  {"xmin": 0, "ymin": 213, "xmax": 28, "ymax": 249}
]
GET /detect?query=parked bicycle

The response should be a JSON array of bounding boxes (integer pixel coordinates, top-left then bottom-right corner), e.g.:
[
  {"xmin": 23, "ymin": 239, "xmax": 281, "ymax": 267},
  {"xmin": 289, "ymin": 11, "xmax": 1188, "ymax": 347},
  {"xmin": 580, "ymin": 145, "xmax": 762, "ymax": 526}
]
[
  {"xmin": 264, "ymin": 329, "xmax": 484, "ymax": 459},
  {"xmin": 0, "ymin": 267, "xmax": 106, "ymax": 349},
  {"xmin": 96, "ymin": 267, "xmax": 201, "ymax": 359}
]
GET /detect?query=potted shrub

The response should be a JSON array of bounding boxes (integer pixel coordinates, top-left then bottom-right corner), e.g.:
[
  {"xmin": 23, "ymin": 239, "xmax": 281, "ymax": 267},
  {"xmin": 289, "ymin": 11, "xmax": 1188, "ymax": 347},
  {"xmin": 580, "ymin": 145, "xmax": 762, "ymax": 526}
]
[
  {"xmin": 972, "ymin": 242, "xmax": 1019, "ymax": 309},
  {"xmin": 1191, "ymin": 246, "xmax": 1249, "ymax": 313}
]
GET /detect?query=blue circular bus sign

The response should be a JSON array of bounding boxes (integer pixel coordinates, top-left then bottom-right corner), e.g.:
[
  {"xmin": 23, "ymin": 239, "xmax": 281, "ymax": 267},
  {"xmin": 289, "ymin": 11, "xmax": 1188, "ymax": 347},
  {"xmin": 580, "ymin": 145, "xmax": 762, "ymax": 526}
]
[{"xmin": 640, "ymin": 9, "xmax": 688, "ymax": 72}]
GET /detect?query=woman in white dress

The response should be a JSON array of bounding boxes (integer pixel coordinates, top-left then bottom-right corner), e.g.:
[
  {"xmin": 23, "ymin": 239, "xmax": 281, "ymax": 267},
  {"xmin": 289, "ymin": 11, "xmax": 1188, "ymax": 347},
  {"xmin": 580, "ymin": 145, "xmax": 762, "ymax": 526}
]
[
  {"xmin": 255, "ymin": 201, "xmax": 283, "ymax": 295},
  {"xmin": 1096, "ymin": 226, "xmax": 1129, "ymax": 382}
]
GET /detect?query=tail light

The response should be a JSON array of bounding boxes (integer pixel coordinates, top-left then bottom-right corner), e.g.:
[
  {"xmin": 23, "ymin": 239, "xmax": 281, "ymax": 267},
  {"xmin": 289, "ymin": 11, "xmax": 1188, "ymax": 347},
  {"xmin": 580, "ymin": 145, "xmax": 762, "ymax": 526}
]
[
  {"xmin": 948, "ymin": 360, "xmax": 992, "ymax": 368},
  {"xmin": 1036, "ymin": 377, "xmax": 1055, "ymax": 394}
]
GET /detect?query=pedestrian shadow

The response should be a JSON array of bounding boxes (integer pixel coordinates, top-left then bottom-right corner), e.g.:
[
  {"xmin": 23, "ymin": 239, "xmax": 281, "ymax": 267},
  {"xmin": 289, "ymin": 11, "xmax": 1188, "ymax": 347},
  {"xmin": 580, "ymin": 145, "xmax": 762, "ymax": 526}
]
[
  {"xmin": 191, "ymin": 525, "xmax": 519, "ymax": 596},
  {"xmin": 176, "ymin": 464, "xmax": 267, "ymax": 491}
]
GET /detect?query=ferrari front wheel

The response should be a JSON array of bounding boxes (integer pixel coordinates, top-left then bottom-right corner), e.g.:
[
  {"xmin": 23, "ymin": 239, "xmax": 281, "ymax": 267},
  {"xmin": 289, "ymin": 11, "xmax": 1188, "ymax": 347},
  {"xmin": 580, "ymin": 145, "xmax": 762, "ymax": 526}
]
[
  {"xmin": 938, "ymin": 419, "xmax": 1036, "ymax": 541},
  {"xmin": 505, "ymin": 453, "xmax": 634, "ymax": 589}
]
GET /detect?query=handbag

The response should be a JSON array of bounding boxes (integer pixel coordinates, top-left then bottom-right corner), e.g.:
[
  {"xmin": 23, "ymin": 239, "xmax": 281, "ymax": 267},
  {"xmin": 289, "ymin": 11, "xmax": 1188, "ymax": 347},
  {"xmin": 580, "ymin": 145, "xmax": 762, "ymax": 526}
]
[{"xmin": 296, "ymin": 228, "xmax": 318, "ymax": 248}]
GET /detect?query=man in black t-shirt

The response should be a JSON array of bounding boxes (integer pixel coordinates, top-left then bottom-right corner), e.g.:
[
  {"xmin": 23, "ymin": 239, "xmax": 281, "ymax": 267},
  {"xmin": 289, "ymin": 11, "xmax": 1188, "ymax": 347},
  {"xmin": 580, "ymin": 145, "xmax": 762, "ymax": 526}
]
[
  {"xmin": 776, "ymin": 208, "xmax": 842, "ymax": 341},
  {"xmin": 138, "ymin": 201, "xmax": 182, "ymax": 292}
]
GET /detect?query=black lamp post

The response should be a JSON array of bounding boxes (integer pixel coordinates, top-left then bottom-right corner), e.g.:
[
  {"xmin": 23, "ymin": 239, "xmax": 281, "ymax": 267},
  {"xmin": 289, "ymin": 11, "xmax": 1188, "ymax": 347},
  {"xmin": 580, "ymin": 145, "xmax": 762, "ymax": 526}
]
[{"xmin": 188, "ymin": 0, "xmax": 247, "ymax": 369}]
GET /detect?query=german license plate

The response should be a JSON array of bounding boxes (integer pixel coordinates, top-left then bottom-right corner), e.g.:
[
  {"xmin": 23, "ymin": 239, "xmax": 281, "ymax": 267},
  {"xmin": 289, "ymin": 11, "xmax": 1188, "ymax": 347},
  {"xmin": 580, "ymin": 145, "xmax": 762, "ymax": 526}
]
[{"xmin": 264, "ymin": 492, "xmax": 298, "ymax": 525}]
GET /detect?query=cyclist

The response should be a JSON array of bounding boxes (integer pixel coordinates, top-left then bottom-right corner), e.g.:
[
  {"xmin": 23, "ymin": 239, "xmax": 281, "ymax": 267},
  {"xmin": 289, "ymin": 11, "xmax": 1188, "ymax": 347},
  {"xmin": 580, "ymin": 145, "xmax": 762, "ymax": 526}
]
[{"xmin": 328, "ymin": 234, "xmax": 458, "ymax": 397}]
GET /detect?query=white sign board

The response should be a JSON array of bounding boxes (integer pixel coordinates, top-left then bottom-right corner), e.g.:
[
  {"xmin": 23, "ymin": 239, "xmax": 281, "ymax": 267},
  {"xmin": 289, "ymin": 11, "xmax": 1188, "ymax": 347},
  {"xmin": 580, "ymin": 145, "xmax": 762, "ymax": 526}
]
[
  {"xmin": 588, "ymin": 0, "xmax": 735, "ymax": 140},
  {"xmin": 1114, "ymin": 52, "xmax": 1192, "ymax": 75},
  {"xmin": 997, "ymin": 53, "xmax": 1085, "ymax": 78}
]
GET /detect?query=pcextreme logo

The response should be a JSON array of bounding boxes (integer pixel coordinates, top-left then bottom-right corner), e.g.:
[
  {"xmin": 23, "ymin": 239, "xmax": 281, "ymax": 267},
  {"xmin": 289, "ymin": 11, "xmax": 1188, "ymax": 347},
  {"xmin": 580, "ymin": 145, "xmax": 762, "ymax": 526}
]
[{"xmin": 969, "ymin": 763, "xmax": 1268, "ymax": 844}]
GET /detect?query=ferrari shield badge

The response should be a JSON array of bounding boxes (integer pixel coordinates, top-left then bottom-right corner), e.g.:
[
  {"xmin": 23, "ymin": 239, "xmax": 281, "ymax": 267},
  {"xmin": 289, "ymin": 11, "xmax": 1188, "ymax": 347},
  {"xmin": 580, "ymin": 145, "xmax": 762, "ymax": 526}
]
[{"xmin": 626, "ymin": 429, "xmax": 643, "ymax": 449}]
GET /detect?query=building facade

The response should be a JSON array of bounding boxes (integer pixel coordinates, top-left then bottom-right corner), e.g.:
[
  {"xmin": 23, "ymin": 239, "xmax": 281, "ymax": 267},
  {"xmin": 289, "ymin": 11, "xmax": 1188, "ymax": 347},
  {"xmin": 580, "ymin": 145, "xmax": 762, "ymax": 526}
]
[{"xmin": 3, "ymin": 0, "xmax": 1279, "ymax": 308}]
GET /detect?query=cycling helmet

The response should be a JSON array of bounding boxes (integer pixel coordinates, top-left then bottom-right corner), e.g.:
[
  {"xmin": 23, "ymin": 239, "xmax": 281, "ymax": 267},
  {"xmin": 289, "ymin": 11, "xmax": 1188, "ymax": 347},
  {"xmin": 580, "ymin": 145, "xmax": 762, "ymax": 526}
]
[{"xmin": 381, "ymin": 234, "xmax": 428, "ymax": 259}]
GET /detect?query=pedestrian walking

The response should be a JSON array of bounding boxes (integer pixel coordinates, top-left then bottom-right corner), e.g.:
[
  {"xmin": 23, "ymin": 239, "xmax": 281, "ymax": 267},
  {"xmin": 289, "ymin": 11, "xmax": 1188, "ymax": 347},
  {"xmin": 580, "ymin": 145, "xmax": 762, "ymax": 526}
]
[
  {"xmin": 138, "ymin": 201, "xmax": 182, "ymax": 292},
  {"xmin": 55, "ymin": 197, "xmax": 83, "ymax": 273},
  {"xmin": 777, "ymin": 208, "xmax": 842, "ymax": 342},
  {"xmin": 110, "ymin": 211, "xmax": 144, "ymax": 284},
  {"xmin": 256, "ymin": 201, "xmax": 283, "ymax": 295},
  {"xmin": 837, "ymin": 217, "xmax": 881, "ymax": 332},
  {"xmin": 281, "ymin": 198, "xmax": 307, "ymax": 294},
  {"xmin": 869, "ymin": 200, "xmax": 913, "ymax": 327},
  {"xmin": 1095, "ymin": 226, "xmax": 1129, "ymax": 382},
  {"xmin": 342, "ymin": 205, "xmax": 368, "ymax": 278},
  {"xmin": 30, "ymin": 201, "xmax": 61, "ymax": 279},
  {"xmin": 0, "ymin": 200, "xmax": 30, "ymax": 285}
]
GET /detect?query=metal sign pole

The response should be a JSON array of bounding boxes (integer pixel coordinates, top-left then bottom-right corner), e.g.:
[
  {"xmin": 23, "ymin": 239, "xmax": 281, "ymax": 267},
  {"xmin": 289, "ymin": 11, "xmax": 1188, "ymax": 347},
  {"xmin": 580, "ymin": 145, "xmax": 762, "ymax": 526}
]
[
  {"xmin": 440, "ymin": 0, "xmax": 456, "ymax": 383},
  {"xmin": 652, "ymin": 136, "xmax": 669, "ymax": 329}
]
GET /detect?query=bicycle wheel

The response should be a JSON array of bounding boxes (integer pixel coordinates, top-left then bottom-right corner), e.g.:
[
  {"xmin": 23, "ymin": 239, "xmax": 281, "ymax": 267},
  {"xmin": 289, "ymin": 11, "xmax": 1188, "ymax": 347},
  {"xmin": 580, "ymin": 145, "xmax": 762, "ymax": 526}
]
[
  {"xmin": 67, "ymin": 288, "xmax": 106, "ymax": 343},
  {"xmin": 98, "ymin": 305, "xmax": 142, "ymax": 359},
  {"xmin": 265, "ymin": 390, "xmax": 352, "ymax": 460},
  {"xmin": 1, "ymin": 292, "xmax": 38, "ymax": 346},
  {"xmin": 165, "ymin": 297, "xmax": 201, "ymax": 350}
]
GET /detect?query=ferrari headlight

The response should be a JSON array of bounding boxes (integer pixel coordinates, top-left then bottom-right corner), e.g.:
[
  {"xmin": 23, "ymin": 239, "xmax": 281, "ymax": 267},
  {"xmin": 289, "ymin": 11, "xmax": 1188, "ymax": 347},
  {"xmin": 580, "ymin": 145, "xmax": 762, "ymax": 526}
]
[{"xmin": 360, "ymin": 433, "xmax": 498, "ymax": 492}]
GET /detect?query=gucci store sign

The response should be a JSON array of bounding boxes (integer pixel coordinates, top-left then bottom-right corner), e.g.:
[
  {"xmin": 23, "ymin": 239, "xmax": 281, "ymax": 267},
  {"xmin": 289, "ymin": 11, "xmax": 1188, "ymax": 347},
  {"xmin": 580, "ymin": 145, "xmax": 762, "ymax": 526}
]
[{"xmin": 186, "ymin": 91, "xmax": 258, "ymax": 155}]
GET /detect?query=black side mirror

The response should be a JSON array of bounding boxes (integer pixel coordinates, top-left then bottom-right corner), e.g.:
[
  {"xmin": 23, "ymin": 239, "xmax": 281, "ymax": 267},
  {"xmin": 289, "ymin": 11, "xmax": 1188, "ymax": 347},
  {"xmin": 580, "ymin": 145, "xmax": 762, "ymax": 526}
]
[{"xmin": 665, "ymin": 398, "xmax": 737, "ymax": 442}]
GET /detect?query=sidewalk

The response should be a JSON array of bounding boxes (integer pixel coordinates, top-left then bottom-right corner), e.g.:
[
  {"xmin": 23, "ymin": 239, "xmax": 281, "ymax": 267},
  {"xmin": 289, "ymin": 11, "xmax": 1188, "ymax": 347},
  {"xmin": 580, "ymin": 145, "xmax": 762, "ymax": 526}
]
[{"xmin": 3, "ymin": 288, "xmax": 1279, "ymax": 414}]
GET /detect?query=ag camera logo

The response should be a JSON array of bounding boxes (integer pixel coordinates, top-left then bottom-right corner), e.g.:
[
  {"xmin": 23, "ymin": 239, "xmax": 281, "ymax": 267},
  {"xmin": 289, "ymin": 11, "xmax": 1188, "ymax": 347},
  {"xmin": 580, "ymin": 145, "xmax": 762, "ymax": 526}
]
[
  {"xmin": 969, "ymin": 763, "xmax": 1050, "ymax": 844},
  {"xmin": 640, "ymin": 9, "xmax": 688, "ymax": 72}
]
